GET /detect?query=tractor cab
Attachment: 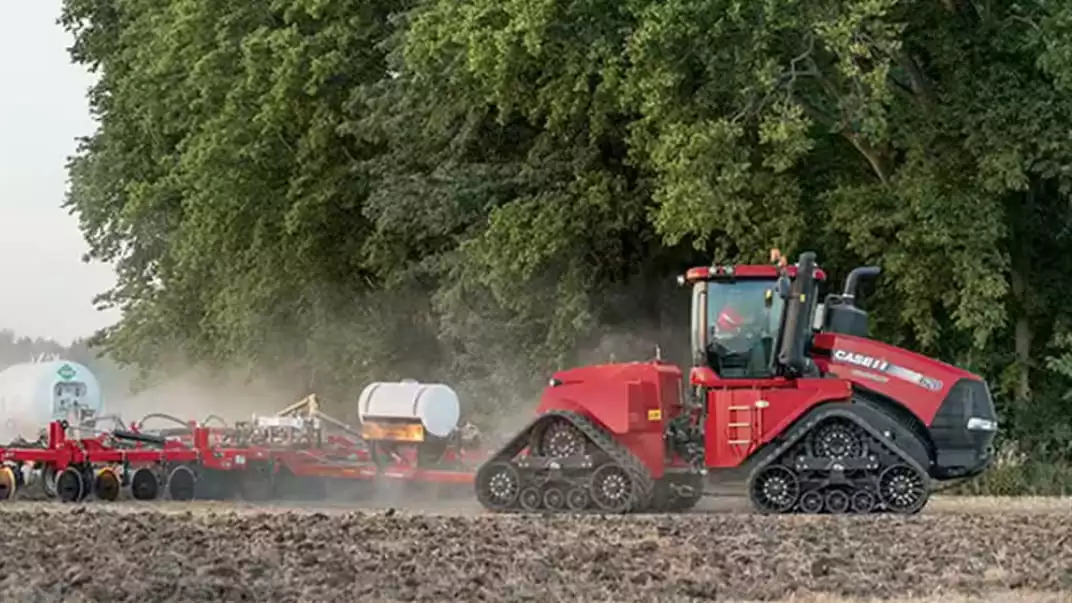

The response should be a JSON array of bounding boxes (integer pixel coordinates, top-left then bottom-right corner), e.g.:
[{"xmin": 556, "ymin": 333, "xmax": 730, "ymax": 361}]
[
  {"xmin": 681, "ymin": 250, "xmax": 881, "ymax": 381},
  {"xmin": 681, "ymin": 262, "xmax": 818, "ymax": 379}
]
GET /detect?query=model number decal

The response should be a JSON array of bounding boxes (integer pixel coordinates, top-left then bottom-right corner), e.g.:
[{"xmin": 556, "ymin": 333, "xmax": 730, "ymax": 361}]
[{"xmin": 833, "ymin": 350, "xmax": 889, "ymax": 371}]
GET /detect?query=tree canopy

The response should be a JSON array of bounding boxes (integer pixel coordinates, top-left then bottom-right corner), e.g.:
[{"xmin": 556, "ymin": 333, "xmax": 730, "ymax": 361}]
[{"xmin": 58, "ymin": 0, "xmax": 1072, "ymax": 457}]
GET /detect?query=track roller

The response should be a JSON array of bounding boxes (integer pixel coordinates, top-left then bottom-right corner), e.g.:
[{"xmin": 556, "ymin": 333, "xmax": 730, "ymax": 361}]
[
  {"xmin": 56, "ymin": 468, "xmax": 85, "ymax": 503},
  {"xmin": 167, "ymin": 465, "xmax": 197, "ymax": 501},
  {"xmin": 519, "ymin": 487, "xmax": 542, "ymax": 511},
  {"xmin": 0, "ymin": 466, "xmax": 16, "ymax": 501},
  {"xmin": 565, "ymin": 486, "xmax": 589, "ymax": 511},
  {"xmin": 94, "ymin": 467, "xmax": 121, "ymax": 502},
  {"xmin": 542, "ymin": 487, "xmax": 565, "ymax": 511},
  {"xmin": 825, "ymin": 489, "xmax": 850, "ymax": 514},
  {"xmin": 851, "ymin": 490, "xmax": 876, "ymax": 513},
  {"xmin": 799, "ymin": 490, "xmax": 823, "ymax": 513},
  {"xmin": 130, "ymin": 467, "xmax": 160, "ymax": 501}
]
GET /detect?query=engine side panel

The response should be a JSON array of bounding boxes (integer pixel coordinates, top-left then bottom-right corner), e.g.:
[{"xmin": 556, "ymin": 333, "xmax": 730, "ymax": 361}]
[{"xmin": 811, "ymin": 332, "xmax": 980, "ymax": 425}]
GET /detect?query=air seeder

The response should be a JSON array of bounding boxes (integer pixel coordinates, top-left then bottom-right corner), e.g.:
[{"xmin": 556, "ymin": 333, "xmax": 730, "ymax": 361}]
[
  {"xmin": 474, "ymin": 251, "xmax": 999, "ymax": 515},
  {"xmin": 0, "ymin": 383, "xmax": 488, "ymax": 504}
]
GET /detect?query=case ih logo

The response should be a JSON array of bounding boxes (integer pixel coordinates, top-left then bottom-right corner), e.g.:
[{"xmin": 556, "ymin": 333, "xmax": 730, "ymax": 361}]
[{"xmin": 833, "ymin": 350, "xmax": 889, "ymax": 372}]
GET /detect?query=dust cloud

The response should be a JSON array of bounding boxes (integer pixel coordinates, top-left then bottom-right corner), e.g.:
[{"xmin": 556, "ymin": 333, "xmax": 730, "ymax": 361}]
[{"xmin": 102, "ymin": 368, "xmax": 307, "ymax": 427}]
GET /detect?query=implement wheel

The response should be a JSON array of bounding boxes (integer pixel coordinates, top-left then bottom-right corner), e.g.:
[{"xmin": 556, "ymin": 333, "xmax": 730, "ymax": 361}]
[
  {"xmin": 56, "ymin": 468, "xmax": 85, "ymax": 503},
  {"xmin": 130, "ymin": 467, "xmax": 159, "ymax": 501},
  {"xmin": 94, "ymin": 468, "xmax": 121, "ymax": 502},
  {"xmin": 0, "ymin": 466, "xmax": 16, "ymax": 501},
  {"xmin": 167, "ymin": 465, "xmax": 197, "ymax": 501}
]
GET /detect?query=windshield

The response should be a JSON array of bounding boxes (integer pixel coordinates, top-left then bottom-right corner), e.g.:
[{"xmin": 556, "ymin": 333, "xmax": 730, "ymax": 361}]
[{"xmin": 705, "ymin": 279, "xmax": 784, "ymax": 377}]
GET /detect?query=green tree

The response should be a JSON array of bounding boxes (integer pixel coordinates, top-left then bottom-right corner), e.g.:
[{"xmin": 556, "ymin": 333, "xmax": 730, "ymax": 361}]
[{"xmin": 60, "ymin": 0, "xmax": 1072, "ymax": 480}]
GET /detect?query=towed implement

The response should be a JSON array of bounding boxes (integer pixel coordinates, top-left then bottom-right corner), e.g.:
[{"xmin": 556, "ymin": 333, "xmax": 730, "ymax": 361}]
[
  {"xmin": 475, "ymin": 251, "xmax": 999, "ymax": 515},
  {"xmin": 0, "ymin": 383, "xmax": 488, "ymax": 504}
]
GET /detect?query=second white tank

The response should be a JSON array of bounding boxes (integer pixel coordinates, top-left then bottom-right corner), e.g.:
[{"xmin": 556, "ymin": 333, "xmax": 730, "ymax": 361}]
[{"xmin": 357, "ymin": 381, "xmax": 461, "ymax": 439}]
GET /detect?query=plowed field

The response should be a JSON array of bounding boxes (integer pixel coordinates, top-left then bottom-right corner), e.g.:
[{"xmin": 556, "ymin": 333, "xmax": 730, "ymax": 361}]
[{"xmin": 0, "ymin": 497, "xmax": 1068, "ymax": 602}]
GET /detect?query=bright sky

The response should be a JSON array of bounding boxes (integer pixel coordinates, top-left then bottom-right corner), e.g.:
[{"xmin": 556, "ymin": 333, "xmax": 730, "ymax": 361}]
[{"xmin": 0, "ymin": 1, "xmax": 120, "ymax": 345}]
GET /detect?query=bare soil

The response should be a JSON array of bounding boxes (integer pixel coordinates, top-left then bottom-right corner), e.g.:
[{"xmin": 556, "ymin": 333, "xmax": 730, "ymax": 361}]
[{"xmin": 0, "ymin": 497, "xmax": 1067, "ymax": 602}]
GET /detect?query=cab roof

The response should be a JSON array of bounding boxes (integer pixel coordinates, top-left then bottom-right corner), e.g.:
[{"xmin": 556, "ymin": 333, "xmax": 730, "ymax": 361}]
[{"xmin": 682, "ymin": 264, "xmax": 828, "ymax": 284}]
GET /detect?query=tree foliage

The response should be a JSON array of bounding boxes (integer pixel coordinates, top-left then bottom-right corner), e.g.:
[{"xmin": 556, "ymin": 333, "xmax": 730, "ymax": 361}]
[{"xmin": 60, "ymin": 0, "xmax": 1072, "ymax": 453}]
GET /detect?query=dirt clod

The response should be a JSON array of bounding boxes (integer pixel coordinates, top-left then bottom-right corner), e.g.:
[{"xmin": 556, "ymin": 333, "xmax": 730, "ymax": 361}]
[{"xmin": 0, "ymin": 500, "xmax": 1067, "ymax": 602}]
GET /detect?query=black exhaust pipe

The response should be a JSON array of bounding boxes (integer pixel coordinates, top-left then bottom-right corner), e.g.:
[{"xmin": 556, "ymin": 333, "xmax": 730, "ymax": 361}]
[{"xmin": 842, "ymin": 266, "xmax": 881, "ymax": 299}]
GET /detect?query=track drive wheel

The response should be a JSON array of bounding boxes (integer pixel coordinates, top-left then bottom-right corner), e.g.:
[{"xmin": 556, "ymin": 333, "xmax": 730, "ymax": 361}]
[
  {"xmin": 94, "ymin": 468, "xmax": 121, "ymax": 502},
  {"xmin": 879, "ymin": 464, "xmax": 928, "ymax": 514},
  {"xmin": 0, "ymin": 466, "xmax": 16, "ymax": 501},
  {"xmin": 130, "ymin": 467, "xmax": 160, "ymax": 501},
  {"xmin": 810, "ymin": 419, "xmax": 867, "ymax": 460},
  {"xmin": 589, "ymin": 462, "xmax": 635, "ymax": 513},
  {"xmin": 475, "ymin": 461, "xmax": 521, "ymax": 511},
  {"xmin": 748, "ymin": 465, "xmax": 799, "ymax": 514},
  {"xmin": 533, "ymin": 419, "xmax": 587, "ymax": 458},
  {"xmin": 56, "ymin": 468, "xmax": 85, "ymax": 503},
  {"xmin": 167, "ymin": 465, "xmax": 197, "ymax": 501}
]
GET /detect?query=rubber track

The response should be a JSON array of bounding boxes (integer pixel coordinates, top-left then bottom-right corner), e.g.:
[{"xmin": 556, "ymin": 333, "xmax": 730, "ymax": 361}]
[
  {"xmin": 479, "ymin": 410, "xmax": 656, "ymax": 513},
  {"xmin": 745, "ymin": 402, "xmax": 931, "ymax": 513}
]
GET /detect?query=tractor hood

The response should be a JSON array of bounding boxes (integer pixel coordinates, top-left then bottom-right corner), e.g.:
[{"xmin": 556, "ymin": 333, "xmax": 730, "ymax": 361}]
[{"xmin": 810, "ymin": 332, "xmax": 985, "ymax": 425}]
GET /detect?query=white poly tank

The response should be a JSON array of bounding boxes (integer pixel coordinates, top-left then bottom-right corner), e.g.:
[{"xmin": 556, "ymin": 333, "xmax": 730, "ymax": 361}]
[
  {"xmin": 0, "ymin": 360, "xmax": 103, "ymax": 443},
  {"xmin": 357, "ymin": 381, "xmax": 460, "ymax": 439}
]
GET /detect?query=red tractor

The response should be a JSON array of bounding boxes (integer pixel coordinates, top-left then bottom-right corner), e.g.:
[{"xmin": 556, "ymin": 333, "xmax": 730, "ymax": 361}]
[{"xmin": 474, "ymin": 251, "xmax": 999, "ymax": 514}]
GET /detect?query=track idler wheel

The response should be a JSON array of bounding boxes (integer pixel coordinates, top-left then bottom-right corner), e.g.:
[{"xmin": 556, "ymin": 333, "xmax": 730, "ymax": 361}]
[
  {"xmin": 56, "ymin": 468, "xmax": 85, "ymax": 503},
  {"xmin": 130, "ymin": 468, "xmax": 160, "ymax": 501},
  {"xmin": 749, "ymin": 465, "xmax": 799, "ymax": 514},
  {"xmin": 589, "ymin": 462, "xmax": 635, "ymax": 513},
  {"xmin": 475, "ymin": 461, "xmax": 521, "ymax": 511},
  {"xmin": 0, "ymin": 466, "xmax": 16, "ymax": 501},
  {"xmin": 94, "ymin": 468, "xmax": 121, "ymax": 502},
  {"xmin": 879, "ymin": 464, "xmax": 928, "ymax": 514},
  {"xmin": 167, "ymin": 465, "xmax": 197, "ymax": 501}
]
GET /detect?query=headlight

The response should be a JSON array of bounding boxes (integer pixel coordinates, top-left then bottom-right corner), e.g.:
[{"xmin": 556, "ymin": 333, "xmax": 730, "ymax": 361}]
[{"xmin": 966, "ymin": 417, "xmax": 998, "ymax": 432}]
